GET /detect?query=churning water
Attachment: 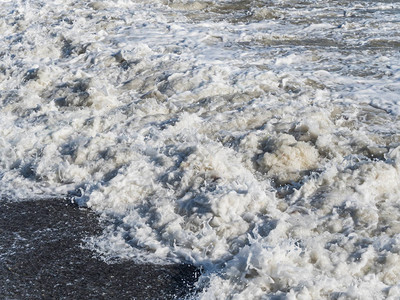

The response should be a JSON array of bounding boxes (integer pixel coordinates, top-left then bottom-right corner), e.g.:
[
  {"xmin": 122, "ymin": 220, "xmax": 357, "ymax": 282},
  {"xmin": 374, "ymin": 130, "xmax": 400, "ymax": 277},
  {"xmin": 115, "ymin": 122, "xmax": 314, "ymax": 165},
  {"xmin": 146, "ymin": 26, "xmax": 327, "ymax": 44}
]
[{"xmin": 1, "ymin": 0, "xmax": 400, "ymax": 298}]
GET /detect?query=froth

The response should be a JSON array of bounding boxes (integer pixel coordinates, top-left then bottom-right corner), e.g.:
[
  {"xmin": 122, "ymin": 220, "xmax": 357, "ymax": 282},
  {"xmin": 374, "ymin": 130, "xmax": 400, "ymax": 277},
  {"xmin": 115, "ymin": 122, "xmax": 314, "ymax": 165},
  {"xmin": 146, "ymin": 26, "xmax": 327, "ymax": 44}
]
[{"xmin": 1, "ymin": 0, "xmax": 400, "ymax": 298}]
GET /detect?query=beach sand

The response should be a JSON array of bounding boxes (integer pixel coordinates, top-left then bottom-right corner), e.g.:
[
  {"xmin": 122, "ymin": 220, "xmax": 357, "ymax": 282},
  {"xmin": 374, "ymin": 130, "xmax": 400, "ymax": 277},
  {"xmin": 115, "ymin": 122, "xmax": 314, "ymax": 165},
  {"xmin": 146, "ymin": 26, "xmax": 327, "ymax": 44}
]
[{"xmin": 0, "ymin": 199, "xmax": 199, "ymax": 299}]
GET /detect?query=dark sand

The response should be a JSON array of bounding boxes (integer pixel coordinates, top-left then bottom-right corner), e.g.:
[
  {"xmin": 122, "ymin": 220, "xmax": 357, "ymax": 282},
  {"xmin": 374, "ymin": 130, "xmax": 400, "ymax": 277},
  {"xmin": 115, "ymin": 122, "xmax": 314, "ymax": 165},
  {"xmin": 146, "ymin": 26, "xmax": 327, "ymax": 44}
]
[{"xmin": 0, "ymin": 199, "xmax": 199, "ymax": 299}]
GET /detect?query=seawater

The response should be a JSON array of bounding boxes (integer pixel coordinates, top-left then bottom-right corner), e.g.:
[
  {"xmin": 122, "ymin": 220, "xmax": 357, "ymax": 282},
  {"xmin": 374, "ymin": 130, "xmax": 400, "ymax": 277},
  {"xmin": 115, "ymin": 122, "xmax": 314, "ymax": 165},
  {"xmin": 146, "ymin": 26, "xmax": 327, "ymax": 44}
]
[{"xmin": 1, "ymin": 0, "xmax": 400, "ymax": 298}]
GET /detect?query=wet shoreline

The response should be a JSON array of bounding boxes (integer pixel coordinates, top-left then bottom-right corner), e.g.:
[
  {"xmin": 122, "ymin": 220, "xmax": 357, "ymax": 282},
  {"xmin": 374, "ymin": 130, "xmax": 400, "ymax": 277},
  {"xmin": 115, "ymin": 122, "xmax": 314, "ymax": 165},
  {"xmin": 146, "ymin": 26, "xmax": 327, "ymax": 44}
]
[{"xmin": 0, "ymin": 199, "xmax": 199, "ymax": 299}]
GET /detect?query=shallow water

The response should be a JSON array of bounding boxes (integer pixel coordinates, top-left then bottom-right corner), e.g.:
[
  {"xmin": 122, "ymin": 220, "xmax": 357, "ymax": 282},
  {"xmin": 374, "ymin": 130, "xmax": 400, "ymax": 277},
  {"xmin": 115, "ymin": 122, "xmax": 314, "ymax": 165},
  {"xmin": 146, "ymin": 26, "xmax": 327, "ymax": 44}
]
[
  {"xmin": 1, "ymin": 0, "xmax": 400, "ymax": 298},
  {"xmin": 0, "ymin": 199, "xmax": 198, "ymax": 299}
]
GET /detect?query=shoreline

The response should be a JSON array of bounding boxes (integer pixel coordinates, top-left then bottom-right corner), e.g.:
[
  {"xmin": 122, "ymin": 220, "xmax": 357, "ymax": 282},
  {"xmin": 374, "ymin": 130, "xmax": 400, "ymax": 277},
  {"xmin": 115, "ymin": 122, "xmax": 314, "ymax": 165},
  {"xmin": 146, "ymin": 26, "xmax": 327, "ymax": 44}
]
[{"xmin": 0, "ymin": 198, "xmax": 199, "ymax": 299}]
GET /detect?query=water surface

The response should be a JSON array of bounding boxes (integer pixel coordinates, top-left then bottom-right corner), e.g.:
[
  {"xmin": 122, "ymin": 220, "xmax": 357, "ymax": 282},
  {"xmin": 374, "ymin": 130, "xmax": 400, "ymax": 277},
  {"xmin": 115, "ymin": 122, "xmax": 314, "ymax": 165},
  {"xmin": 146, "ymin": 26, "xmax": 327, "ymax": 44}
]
[{"xmin": 1, "ymin": 0, "xmax": 400, "ymax": 298}]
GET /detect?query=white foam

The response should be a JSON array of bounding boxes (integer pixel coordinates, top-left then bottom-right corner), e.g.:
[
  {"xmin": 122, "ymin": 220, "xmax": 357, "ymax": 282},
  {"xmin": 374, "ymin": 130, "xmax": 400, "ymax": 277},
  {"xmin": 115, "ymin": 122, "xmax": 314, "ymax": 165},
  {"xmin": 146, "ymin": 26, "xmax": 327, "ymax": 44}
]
[{"xmin": 1, "ymin": 0, "xmax": 400, "ymax": 298}]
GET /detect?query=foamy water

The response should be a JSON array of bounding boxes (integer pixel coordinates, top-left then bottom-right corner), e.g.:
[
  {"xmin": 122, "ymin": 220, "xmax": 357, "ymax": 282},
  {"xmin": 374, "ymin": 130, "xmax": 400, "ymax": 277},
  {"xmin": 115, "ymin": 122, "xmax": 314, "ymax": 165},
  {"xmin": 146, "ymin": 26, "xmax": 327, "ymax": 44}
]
[{"xmin": 1, "ymin": 0, "xmax": 400, "ymax": 298}]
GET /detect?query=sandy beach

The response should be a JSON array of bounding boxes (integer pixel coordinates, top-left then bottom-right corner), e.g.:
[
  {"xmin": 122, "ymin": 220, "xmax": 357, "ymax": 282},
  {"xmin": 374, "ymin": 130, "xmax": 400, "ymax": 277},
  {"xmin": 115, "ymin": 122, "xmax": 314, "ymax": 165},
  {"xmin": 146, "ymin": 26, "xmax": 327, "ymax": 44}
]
[{"xmin": 0, "ymin": 199, "xmax": 199, "ymax": 299}]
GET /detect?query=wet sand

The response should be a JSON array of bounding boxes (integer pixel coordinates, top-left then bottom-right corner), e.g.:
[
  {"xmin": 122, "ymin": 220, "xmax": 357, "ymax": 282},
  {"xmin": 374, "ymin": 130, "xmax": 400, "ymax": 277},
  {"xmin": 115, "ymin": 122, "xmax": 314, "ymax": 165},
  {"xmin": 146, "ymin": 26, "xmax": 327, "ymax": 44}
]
[{"xmin": 0, "ymin": 199, "xmax": 199, "ymax": 299}]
